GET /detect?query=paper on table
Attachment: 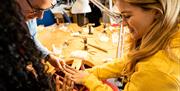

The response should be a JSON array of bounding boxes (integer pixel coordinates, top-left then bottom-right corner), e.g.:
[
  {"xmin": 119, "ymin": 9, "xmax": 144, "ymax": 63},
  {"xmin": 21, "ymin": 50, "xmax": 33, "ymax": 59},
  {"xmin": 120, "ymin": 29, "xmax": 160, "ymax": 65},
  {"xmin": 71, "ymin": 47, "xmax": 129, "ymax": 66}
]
[{"xmin": 70, "ymin": 50, "xmax": 88, "ymax": 60}]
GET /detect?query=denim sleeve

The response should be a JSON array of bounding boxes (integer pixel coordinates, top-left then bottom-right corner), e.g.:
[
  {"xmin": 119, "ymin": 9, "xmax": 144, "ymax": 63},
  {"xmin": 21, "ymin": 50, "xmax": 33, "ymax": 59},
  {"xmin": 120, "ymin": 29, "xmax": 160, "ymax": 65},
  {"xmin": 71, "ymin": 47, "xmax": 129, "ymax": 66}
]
[{"xmin": 26, "ymin": 19, "xmax": 50, "ymax": 58}]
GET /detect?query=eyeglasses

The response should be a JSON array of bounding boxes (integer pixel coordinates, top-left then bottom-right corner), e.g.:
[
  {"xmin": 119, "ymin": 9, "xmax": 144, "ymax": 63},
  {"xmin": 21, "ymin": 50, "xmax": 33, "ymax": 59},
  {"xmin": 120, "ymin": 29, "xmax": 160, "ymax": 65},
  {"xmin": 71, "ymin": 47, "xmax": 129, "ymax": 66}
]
[{"xmin": 26, "ymin": 0, "xmax": 57, "ymax": 14}]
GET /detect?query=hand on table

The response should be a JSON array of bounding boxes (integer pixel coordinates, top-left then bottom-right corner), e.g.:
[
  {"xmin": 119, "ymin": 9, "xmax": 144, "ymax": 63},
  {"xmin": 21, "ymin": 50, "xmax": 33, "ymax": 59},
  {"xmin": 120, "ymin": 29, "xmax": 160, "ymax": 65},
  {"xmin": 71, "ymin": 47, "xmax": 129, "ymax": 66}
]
[
  {"xmin": 63, "ymin": 65, "xmax": 90, "ymax": 84},
  {"xmin": 46, "ymin": 54, "xmax": 66, "ymax": 71}
]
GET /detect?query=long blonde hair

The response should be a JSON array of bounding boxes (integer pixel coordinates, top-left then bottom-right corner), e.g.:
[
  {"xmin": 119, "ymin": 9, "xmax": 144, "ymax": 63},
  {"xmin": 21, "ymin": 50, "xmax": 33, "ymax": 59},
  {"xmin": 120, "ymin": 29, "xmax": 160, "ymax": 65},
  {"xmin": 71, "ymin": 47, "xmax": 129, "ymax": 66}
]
[{"xmin": 121, "ymin": 0, "xmax": 180, "ymax": 76}]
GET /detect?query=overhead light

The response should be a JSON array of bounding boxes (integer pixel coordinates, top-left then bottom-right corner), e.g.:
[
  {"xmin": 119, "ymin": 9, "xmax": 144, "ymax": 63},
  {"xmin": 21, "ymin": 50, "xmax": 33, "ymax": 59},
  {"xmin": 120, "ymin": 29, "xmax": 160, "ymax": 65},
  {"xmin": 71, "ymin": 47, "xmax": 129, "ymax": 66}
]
[{"xmin": 71, "ymin": 0, "xmax": 91, "ymax": 14}]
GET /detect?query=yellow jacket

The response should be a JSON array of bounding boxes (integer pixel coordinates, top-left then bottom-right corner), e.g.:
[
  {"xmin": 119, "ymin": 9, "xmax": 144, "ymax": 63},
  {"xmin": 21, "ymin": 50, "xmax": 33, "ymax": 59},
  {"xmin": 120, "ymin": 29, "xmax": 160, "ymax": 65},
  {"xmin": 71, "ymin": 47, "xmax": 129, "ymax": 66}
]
[{"xmin": 81, "ymin": 31, "xmax": 180, "ymax": 91}]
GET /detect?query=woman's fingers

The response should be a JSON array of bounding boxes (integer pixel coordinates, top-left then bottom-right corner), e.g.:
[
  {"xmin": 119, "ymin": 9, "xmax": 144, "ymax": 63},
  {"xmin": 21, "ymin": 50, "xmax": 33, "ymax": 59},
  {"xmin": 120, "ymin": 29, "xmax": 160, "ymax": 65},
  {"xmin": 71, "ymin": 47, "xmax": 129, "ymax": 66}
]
[
  {"xmin": 63, "ymin": 65, "xmax": 78, "ymax": 75},
  {"xmin": 59, "ymin": 59, "xmax": 66, "ymax": 68},
  {"xmin": 65, "ymin": 65, "xmax": 78, "ymax": 72}
]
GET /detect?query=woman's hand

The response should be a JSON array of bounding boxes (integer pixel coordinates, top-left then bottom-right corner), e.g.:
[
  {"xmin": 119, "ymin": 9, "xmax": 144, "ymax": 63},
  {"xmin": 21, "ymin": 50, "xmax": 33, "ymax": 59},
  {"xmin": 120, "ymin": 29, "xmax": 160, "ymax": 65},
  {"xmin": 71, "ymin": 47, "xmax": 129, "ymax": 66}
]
[
  {"xmin": 45, "ymin": 54, "xmax": 66, "ymax": 71},
  {"xmin": 63, "ymin": 65, "xmax": 90, "ymax": 84}
]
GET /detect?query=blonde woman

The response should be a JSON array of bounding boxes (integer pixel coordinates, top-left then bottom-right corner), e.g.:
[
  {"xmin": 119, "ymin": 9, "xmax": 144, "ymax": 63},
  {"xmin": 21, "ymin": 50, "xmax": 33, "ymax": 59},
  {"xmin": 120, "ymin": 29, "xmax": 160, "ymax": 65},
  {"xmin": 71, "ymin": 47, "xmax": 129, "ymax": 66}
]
[{"xmin": 65, "ymin": 0, "xmax": 180, "ymax": 91}]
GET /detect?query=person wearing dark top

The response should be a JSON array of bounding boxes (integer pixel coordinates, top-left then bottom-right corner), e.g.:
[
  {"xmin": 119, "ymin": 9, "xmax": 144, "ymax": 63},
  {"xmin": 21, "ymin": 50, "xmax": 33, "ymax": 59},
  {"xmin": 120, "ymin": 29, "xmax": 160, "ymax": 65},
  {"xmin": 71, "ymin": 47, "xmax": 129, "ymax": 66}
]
[
  {"xmin": 0, "ymin": 0, "xmax": 57, "ymax": 90},
  {"xmin": 86, "ymin": 2, "xmax": 102, "ymax": 27}
]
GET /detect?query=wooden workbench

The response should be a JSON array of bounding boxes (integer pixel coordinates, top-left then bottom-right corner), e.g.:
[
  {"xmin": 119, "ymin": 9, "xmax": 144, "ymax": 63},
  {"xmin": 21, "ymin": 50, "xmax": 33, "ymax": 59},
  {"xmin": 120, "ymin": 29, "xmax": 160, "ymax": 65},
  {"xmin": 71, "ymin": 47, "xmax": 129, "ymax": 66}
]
[{"xmin": 37, "ymin": 23, "xmax": 118, "ymax": 67}]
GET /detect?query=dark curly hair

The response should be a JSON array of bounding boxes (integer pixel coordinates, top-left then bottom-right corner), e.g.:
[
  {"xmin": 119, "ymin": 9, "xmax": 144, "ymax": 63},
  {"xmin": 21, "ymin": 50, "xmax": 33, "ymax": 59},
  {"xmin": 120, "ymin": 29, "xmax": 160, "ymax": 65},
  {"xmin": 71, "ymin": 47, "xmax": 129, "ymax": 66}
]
[{"xmin": 0, "ymin": 0, "xmax": 55, "ymax": 91}]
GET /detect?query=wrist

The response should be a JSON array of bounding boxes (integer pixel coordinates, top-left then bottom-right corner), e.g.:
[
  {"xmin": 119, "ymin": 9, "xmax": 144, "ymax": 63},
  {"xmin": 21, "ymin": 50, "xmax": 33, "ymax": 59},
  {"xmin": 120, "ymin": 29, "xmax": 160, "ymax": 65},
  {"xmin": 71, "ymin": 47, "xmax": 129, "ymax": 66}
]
[{"xmin": 44, "ymin": 54, "xmax": 50, "ymax": 62}]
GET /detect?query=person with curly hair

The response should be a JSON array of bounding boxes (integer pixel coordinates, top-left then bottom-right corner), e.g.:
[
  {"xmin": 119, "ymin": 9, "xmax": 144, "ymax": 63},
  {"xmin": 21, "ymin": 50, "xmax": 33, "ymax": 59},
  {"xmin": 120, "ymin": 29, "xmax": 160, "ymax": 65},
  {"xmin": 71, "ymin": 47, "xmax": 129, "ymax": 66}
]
[{"xmin": 0, "ymin": 0, "xmax": 58, "ymax": 90}]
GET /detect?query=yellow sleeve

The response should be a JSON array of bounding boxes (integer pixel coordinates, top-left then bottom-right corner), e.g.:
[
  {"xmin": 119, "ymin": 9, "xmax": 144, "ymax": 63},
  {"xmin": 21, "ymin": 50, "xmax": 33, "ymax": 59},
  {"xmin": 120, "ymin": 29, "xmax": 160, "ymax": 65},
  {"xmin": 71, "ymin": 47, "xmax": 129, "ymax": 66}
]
[
  {"xmin": 81, "ymin": 57, "xmax": 127, "ymax": 91},
  {"xmin": 123, "ymin": 69, "xmax": 180, "ymax": 91},
  {"xmin": 85, "ymin": 58, "xmax": 127, "ymax": 79},
  {"xmin": 82, "ymin": 73, "xmax": 114, "ymax": 91}
]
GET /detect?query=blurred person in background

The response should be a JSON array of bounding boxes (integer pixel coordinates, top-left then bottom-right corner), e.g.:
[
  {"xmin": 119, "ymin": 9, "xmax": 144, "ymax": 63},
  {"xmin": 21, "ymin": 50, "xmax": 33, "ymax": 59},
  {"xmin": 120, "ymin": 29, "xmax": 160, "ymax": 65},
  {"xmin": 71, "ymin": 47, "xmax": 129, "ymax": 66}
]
[
  {"xmin": 64, "ymin": 0, "xmax": 180, "ymax": 91},
  {"xmin": 86, "ymin": 2, "xmax": 102, "ymax": 27}
]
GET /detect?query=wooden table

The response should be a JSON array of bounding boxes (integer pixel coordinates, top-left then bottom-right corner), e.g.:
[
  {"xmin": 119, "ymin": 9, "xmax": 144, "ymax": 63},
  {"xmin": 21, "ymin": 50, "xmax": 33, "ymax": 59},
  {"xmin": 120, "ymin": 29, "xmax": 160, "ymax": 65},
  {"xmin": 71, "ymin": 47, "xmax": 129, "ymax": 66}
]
[{"xmin": 37, "ymin": 23, "xmax": 118, "ymax": 68}]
